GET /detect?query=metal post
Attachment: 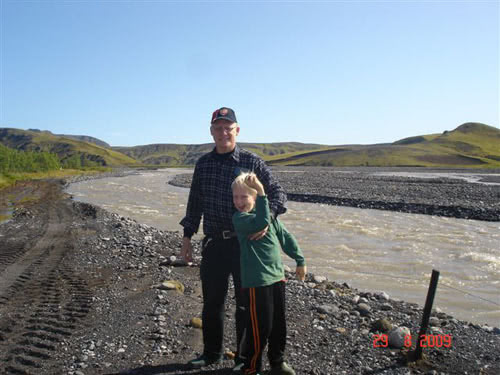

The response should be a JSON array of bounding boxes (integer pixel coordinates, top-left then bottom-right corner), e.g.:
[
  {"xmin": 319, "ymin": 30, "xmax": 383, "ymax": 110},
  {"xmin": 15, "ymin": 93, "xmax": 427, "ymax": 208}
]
[{"xmin": 413, "ymin": 269, "xmax": 440, "ymax": 361}]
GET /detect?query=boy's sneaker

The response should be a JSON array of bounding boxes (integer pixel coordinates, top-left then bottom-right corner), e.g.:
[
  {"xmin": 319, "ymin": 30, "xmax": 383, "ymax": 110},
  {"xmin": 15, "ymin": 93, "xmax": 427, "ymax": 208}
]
[
  {"xmin": 232, "ymin": 363, "xmax": 260, "ymax": 375},
  {"xmin": 232, "ymin": 361, "xmax": 245, "ymax": 372},
  {"xmin": 234, "ymin": 368, "xmax": 260, "ymax": 375},
  {"xmin": 269, "ymin": 362, "xmax": 296, "ymax": 375},
  {"xmin": 187, "ymin": 353, "xmax": 222, "ymax": 368}
]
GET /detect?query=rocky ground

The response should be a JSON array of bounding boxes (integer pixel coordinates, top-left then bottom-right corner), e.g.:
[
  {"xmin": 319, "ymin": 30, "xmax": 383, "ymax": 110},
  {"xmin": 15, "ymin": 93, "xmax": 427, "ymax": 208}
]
[
  {"xmin": 0, "ymin": 173, "xmax": 499, "ymax": 375},
  {"xmin": 170, "ymin": 167, "xmax": 500, "ymax": 221}
]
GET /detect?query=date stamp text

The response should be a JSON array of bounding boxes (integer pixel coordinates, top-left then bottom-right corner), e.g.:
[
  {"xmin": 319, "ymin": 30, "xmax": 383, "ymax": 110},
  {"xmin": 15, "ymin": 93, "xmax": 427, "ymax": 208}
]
[{"xmin": 373, "ymin": 334, "xmax": 452, "ymax": 348}]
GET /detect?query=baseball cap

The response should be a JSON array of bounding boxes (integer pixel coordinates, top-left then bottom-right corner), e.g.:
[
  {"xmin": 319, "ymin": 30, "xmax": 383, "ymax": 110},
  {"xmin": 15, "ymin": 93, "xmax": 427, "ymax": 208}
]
[{"xmin": 211, "ymin": 107, "xmax": 237, "ymax": 124}]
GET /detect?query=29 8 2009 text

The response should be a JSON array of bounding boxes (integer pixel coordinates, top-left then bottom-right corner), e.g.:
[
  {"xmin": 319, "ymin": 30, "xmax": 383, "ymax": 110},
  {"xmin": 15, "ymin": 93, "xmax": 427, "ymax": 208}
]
[{"xmin": 372, "ymin": 334, "xmax": 452, "ymax": 348}]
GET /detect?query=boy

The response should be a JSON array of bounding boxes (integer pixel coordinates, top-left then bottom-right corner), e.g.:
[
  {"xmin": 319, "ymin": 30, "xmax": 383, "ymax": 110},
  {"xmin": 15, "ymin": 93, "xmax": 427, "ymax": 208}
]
[{"xmin": 232, "ymin": 172, "xmax": 306, "ymax": 375}]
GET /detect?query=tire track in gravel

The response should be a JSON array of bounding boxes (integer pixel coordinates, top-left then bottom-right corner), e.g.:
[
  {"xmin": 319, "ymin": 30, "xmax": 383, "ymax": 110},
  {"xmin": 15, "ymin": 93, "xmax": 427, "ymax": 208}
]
[
  {"xmin": 0, "ymin": 185, "xmax": 93, "ymax": 375},
  {"xmin": 0, "ymin": 188, "xmax": 47, "ymax": 280},
  {"xmin": 0, "ymin": 241, "xmax": 35, "ymax": 281}
]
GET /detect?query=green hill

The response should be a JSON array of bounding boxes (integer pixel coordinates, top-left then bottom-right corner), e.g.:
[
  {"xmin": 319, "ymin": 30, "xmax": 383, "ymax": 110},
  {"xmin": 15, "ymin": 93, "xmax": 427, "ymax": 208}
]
[
  {"xmin": 267, "ymin": 123, "xmax": 500, "ymax": 168},
  {"xmin": 2, "ymin": 122, "xmax": 498, "ymax": 168},
  {"xmin": 113, "ymin": 144, "xmax": 212, "ymax": 166},
  {"xmin": 113, "ymin": 142, "xmax": 326, "ymax": 166},
  {"xmin": 0, "ymin": 128, "xmax": 138, "ymax": 167},
  {"xmin": 114, "ymin": 122, "xmax": 500, "ymax": 168},
  {"xmin": 27, "ymin": 129, "xmax": 111, "ymax": 148}
]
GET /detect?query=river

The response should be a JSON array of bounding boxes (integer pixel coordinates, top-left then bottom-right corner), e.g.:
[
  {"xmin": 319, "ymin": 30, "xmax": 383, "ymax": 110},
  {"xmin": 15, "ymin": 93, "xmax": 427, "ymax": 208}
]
[{"xmin": 66, "ymin": 168, "xmax": 500, "ymax": 328}]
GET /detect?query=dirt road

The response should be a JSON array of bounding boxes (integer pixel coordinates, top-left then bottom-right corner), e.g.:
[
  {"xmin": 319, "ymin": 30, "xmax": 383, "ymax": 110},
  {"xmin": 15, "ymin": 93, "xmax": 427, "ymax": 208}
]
[
  {"xmin": 0, "ymin": 181, "xmax": 93, "ymax": 374},
  {"xmin": 0, "ymin": 180, "xmax": 208, "ymax": 375}
]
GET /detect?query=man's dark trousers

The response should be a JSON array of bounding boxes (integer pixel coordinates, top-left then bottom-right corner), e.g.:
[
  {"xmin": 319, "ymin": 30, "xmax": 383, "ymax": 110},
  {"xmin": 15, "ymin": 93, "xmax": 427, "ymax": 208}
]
[{"xmin": 200, "ymin": 237, "xmax": 244, "ymax": 357}]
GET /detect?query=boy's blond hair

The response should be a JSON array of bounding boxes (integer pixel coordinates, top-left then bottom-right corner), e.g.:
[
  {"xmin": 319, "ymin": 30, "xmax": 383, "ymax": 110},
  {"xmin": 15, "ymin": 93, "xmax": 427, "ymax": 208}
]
[{"xmin": 231, "ymin": 172, "xmax": 259, "ymax": 196}]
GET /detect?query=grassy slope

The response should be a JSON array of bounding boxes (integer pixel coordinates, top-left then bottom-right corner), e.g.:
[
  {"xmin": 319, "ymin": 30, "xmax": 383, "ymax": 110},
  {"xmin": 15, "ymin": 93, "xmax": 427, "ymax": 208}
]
[
  {"xmin": 0, "ymin": 128, "xmax": 139, "ymax": 166},
  {"xmin": 0, "ymin": 169, "xmax": 108, "ymax": 190},
  {"xmin": 114, "ymin": 142, "xmax": 326, "ymax": 165},
  {"xmin": 3, "ymin": 123, "xmax": 498, "ymax": 168},
  {"xmin": 114, "ymin": 123, "xmax": 499, "ymax": 168},
  {"xmin": 428, "ymin": 123, "xmax": 500, "ymax": 156},
  {"xmin": 268, "ymin": 123, "xmax": 500, "ymax": 168},
  {"xmin": 113, "ymin": 144, "xmax": 213, "ymax": 166},
  {"xmin": 238, "ymin": 142, "xmax": 327, "ymax": 158}
]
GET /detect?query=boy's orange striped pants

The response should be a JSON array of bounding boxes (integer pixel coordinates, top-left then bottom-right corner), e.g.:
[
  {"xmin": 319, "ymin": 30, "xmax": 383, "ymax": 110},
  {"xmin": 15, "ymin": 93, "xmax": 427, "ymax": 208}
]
[{"xmin": 240, "ymin": 281, "xmax": 287, "ymax": 375}]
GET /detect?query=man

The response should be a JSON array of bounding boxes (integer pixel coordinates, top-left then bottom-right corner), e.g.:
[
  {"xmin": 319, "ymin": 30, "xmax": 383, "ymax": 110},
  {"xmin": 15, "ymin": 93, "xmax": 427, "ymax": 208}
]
[{"xmin": 180, "ymin": 107, "xmax": 287, "ymax": 370}]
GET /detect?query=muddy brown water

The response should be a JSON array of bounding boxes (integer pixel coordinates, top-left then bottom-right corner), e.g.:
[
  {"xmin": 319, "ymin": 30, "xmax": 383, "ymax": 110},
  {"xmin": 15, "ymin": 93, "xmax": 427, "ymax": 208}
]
[{"xmin": 66, "ymin": 169, "xmax": 500, "ymax": 328}]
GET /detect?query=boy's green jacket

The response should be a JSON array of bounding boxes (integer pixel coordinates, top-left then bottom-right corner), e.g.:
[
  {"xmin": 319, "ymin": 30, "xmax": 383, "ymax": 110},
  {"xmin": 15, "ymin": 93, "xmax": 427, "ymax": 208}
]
[{"xmin": 232, "ymin": 195, "xmax": 305, "ymax": 288}]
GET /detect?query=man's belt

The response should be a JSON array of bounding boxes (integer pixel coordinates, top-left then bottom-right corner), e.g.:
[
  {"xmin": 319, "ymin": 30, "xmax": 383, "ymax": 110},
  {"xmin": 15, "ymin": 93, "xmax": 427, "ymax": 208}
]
[{"xmin": 207, "ymin": 230, "xmax": 237, "ymax": 240}]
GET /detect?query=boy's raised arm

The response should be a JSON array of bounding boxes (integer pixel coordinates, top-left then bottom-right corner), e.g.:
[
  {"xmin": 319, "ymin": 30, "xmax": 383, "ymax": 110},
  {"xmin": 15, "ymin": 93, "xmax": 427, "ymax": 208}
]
[{"xmin": 233, "ymin": 196, "xmax": 271, "ymax": 235}]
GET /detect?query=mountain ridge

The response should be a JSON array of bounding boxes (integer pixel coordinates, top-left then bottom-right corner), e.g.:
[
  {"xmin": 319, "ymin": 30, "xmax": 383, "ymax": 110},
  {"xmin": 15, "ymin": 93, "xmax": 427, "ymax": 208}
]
[
  {"xmin": 1, "ymin": 122, "xmax": 499, "ymax": 168},
  {"xmin": 27, "ymin": 129, "xmax": 111, "ymax": 148},
  {"xmin": 0, "ymin": 128, "xmax": 137, "ymax": 167}
]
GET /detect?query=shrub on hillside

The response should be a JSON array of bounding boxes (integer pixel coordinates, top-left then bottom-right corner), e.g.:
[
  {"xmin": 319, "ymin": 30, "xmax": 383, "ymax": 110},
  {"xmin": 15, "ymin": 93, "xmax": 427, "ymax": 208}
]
[{"xmin": 0, "ymin": 144, "xmax": 61, "ymax": 173}]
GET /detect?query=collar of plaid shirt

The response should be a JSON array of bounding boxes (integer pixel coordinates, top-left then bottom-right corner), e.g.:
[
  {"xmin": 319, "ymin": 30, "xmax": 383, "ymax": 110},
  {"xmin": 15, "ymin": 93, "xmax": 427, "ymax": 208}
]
[{"xmin": 210, "ymin": 143, "xmax": 241, "ymax": 162}]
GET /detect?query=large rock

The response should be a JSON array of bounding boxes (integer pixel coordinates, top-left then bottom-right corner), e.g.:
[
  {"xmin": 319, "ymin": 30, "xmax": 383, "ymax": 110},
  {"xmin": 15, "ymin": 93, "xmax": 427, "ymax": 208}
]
[
  {"xmin": 190, "ymin": 317, "xmax": 202, "ymax": 328},
  {"xmin": 429, "ymin": 317, "xmax": 440, "ymax": 327},
  {"xmin": 159, "ymin": 280, "xmax": 185, "ymax": 294},
  {"xmin": 371, "ymin": 318, "xmax": 393, "ymax": 333},
  {"xmin": 388, "ymin": 326, "xmax": 411, "ymax": 349},
  {"xmin": 356, "ymin": 303, "xmax": 371, "ymax": 317},
  {"xmin": 375, "ymin": 291, "xmax": 390, "ymax": 301},
  {"xmin": 313, "ymin": 275, "xmax": 327, "ymax": 284},
  {"xmin": 317, "ymin": 304, "xmax": 339, "ymax": 315}
]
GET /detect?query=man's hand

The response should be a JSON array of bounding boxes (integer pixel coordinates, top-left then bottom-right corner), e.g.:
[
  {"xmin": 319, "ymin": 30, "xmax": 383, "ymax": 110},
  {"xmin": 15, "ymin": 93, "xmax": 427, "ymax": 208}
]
[
  {"xmin": 248, "ymin": 225, "xmax": 269, "ymax": 241},
  {"xmin": 296, "ymin": 265, "xmax": 307, "ymax": 282},
  {"xmin": 180, "ymin": 237, "xmax": 193, "ymax": 263}
]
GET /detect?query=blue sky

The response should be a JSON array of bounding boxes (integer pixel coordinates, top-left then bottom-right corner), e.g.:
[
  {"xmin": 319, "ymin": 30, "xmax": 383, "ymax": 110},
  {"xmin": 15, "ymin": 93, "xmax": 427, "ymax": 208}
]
[{"xmin": 1, "ymin": 0, "xmax": 498, "ymax": 147}]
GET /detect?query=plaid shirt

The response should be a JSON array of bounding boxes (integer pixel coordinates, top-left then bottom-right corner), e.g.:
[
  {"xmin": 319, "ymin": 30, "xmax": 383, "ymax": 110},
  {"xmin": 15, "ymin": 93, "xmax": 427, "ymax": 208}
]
[{"xmin": 180, "ymin": 145, "xmax": 287, "ymax": 237}]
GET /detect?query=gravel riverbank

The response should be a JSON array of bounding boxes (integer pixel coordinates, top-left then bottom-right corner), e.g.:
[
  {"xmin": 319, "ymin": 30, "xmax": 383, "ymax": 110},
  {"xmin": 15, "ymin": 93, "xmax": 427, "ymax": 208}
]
[
  {"xmin": 0, "ymin": 178, "xmax": 499, "ymax": 374},
  {"xmin": 65, "ymin": 201, "xmax": 500, "ymax": 375},
  {"xmin": 170, "ymin": 167, "xmax": 500, "ymax": 221}
]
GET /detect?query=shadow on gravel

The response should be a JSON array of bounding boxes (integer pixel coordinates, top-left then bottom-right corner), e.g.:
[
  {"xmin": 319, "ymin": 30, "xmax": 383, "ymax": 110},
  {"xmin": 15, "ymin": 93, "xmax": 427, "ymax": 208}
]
[{"xmin": 108, "ymin": 363, "xmax": 234, "ymax": 375}]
